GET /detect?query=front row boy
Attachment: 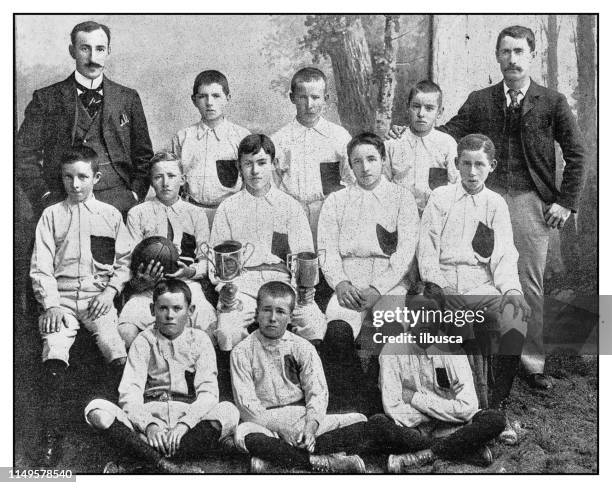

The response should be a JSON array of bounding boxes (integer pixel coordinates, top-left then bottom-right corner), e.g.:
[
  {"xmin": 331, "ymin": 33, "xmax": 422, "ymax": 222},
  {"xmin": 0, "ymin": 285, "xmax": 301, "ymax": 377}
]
[
  {"xmin": 231, "ymin": 282, "xmax": 368, "ymax": 473},
  {"xmin": 210, "ymin": 134, "xmax": 325, "ymax": 351},
  {"xmin": 31, "ymin": 147, "xmax": 131, "ymax": 466},
  {"xmin": 373, "ymin": 286, "xmax": 506, "ymax": 472},
  {"xmin": 84, "ymin": 279, "xmax": 239, "ymax": 473}
]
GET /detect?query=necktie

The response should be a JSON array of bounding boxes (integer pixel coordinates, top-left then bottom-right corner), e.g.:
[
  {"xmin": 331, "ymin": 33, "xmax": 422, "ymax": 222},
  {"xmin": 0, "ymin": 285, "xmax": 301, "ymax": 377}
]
[
  {"xmin": 76, "ymin": 81, "xmax": 104, "ymax": 118},
  {"xmin": 167, "ymin": 217, "xmax": 174, "ymax": 241},
  {"xmin": 508, "ymin": 89, "xmax": 521, "ymax": 111}
]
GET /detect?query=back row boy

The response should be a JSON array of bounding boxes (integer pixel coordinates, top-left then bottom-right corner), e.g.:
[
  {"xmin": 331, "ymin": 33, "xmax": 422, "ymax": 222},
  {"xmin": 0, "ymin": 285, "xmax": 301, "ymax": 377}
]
[
  {"xmin": 272, "ymin": 67, "xmax": 354, "ymax": 240},
  {"xmin": 172, "ymin": 70, "xmax": 250, "ymax": 227}
]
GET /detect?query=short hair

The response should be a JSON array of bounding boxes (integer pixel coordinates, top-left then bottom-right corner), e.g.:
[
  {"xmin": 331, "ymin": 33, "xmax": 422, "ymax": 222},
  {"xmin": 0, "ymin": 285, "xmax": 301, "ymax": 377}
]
[
  {"xmin": 70, "ymin": 21, "xmax": 111, "ymax": 46},
  {"xmin": 149, "ymin": 150, "xmax": 184, "ymax": 175},
  {"xmin": 495, "ymin": 25, "xmax": 536, "ymax": 53},
  {"xmin": 290, "ymin": 67, "xmax": 327, "ymax": 93},
  {"xmin": 457, "ymin": 134, "xmax": 496, "ymax": 162},
  {"xmin": 237, "ymin": 134, "xmax": 276, "ymax": 162},
  {"xmin": 256, "ymin": 281, "xmax": 296, "ymax": 312},
  {"xmin": 406, "ymin": 281, "xmax": 446, "ymax": 309},
  {"xmin": 347, "ymin": 132, "xmax": 386, "ymax": 163},
  {"xmin": 192, "ymin": 70, "xmax": 230, "ymax": 96},
  {"xmin": 60, "ymin": 146, "xmax": 100, "ymax": 174},
  {"xmin": 153, "ymin": 278, "xmax": 192, "ymax": 306},
  {"xmin": 407, "ymin": 80, "xmax": 443, "ymax": 107}
]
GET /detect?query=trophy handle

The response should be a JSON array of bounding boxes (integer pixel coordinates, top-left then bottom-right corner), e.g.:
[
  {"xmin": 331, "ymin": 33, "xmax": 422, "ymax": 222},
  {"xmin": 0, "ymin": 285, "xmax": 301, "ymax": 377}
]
[
  {"xmin": 199, "ymin": 243, "xmax": 219, "ymax": 277},
  {"xmin": 286, "ymin": 253, "xmax": 298, "ymax": 276},
  {"xmin": 242, "ymin": 242, "xmax": 255, "ymax": 268},
  {"xmin": 317, "ymin": 248, "xmax": 327, "ymax": 267}
]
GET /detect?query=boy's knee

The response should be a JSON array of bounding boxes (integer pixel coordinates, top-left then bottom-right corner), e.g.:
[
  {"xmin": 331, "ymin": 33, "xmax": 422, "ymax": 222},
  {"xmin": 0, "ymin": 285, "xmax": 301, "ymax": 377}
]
[
  {"xmin": 118, "ymin": 323, "xmax": 141, "ymax": 348},
  {"xmin": 86, "ymin": 407, "xmax": 116, "ymax": 430}
]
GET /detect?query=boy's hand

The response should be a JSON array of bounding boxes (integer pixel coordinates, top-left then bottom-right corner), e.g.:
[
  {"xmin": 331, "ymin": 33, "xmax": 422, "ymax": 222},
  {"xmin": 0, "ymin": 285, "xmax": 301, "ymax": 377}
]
[
  {"xmin": 88, "ymin": 286, "xmax": 117, "ymax": 320},
  {"xmin": 359, "ymin": 286, "xmax": 381, "ymax": 311},
  {"xmin": 500, "ymin": 290, "xmax": 532, "ymax": 321},
  {"xmin": 442, "ymin": 286, "xmax": 464, "ymax": 309},
  {"xmin": 165, "ymin": 261, "xmax": 196, "ymax": 280},
  {"xmin": 296, "ymin": 420, "xmax": 318, "ymax": 453},
  {"xmin": 336, "ymin": 281, "xmax": 364, "ymax": 311},
  {"xmin": 145, "ymin": 424, "xmax": 170, "ymax": 456},
  {"xmin": 277, "ymin": 425, "xmax": 300, "ymax": 447},
  {"xmin": 166, "ymin": 422, "xmax": 190, "ymax": 457},
  {"xmin": 386, "ymin": 125, "xmax": 407, "ymax": 140},
  {"xmin": 544, "ymin": 203, "xmax": 571, "ymax": 229},
  {"xmin": 39, "ymin": 307, "xmax": 69, "ymax": 334},
  {"xmin": 133, "ymin": 260, "xmax": 164, "ymax": 292}
]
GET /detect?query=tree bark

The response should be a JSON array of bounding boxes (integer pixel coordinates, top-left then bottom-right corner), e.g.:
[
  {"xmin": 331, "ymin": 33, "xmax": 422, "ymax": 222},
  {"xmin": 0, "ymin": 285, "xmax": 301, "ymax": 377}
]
[
  {"xmin": 574, "ymin": 15, "xmax": 597, "ymax": 289},
  {"xmin": 373, "ymin": 16, "xmax": 399, "ymax": 136},
  {"xmin": 327, "ymin": 18, "xmax": 375, "ymax": 136},
  {"xmin": 546, "ymin": 15, "xmax": 559, "ymax": 92}
]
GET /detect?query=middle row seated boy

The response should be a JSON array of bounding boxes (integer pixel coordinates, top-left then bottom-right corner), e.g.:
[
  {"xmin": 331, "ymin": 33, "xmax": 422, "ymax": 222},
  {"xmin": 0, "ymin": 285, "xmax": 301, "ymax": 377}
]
[
  {"xmin": 210, "ymin": 134, "xmax": 326, "ymax": 352},
  {"xmin": 118, "ymin": 151, "xmax": 217, "ymax": 348}
]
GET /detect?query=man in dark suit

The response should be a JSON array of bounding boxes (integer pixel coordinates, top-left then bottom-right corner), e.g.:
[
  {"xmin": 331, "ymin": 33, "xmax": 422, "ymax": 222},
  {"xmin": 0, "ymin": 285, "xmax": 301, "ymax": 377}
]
[
  {"xmin": 391, "ymin": 25, "xmax": 587, "ymax": 390},
  {"xmin": 15, "ymin": 20, "xmax": 153, "ymax": 468},
  {"xmin": 392, "ymin": 25, "xmax": 587, "ymax": 391},
  {"xmin": 16, "ymin": 20, "xmax": 153, "ymax": 219}
]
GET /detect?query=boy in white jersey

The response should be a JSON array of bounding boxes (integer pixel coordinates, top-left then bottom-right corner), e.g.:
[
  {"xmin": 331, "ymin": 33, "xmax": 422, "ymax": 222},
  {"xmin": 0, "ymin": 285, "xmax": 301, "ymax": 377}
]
[
  {"xmin": 30, "ymin": 146, "xmax": 131, "ymax": 466},
  {"xmin": 271, "ymin": 67, "xmax": 354, "ymax": 240},
  {"xmin": 120, "ymin": 152, "xmax": 217, "ymax": 348},
  {"xmin": 210, "ymin": 134, "xmax": 325, "ymax": 352},
  {"xmin": 317, "ymin": 132, "xmax": 419, "ymax": 409},
  {"xmin": 385, "ymin": 80, "xmax": 459, "ymax": 213},
  {"xmin": 172, "ymin": 70, "xmax": 250, "ymax": 227}
]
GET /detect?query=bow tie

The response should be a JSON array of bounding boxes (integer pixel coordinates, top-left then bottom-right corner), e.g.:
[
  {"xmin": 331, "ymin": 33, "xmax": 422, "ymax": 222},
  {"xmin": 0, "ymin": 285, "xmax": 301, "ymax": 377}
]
[{"xmin": 75, "ymin": 81, "xmax": 104, "ymax": 117}]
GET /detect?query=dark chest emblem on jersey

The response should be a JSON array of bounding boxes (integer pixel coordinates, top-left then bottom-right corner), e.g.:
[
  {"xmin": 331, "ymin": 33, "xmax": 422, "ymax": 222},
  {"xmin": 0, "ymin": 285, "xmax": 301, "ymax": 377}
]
[
  {"xmin": 284, "ymin": 354, "xmax": 301, "ymax": 385},
  {"xmin": 429, "ymin": 167, "xmax": 448, "ymax": 190},
  {"xmin": 472, "ymin": 221, "xmax": 494, "ymax": 260},
  {"xmin": 376, "ymin": 224, "xmax": 398, "ymax": 256}
]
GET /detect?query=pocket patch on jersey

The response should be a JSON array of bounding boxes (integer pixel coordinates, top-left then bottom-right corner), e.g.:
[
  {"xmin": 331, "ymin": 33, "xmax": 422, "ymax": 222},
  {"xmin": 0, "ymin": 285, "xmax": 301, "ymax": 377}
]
[
  {"xmin": 428, "ymin": 167, "xmax": 448, "ymax": 190},
  {"xmin": 376, "ymin": 224, "xmax": 398, "ymax": 256},
  {"xmin": 180, "ymin": 232, "xmax": 197, "ymax": 265},
  {"xmin": 216, "ymin": 159, "xmax": 239, "ymax": 188},
  {"xmin": 472, "ymin": 221, "xmax": 494, "ymax": 262},
  {"xmin": 284, "ymin": 354, "xmax": 301, "ymax": 385},
  {"xmin": 271, "ymin": 232, "xmax": 290, "ymax": 261},
  {"xmin": 320, "ymin": 161, "xmax": 342, "ymax": 196},
  {"xmin": 90, "ymin": 235, "xmax": 116, "ymax": 265}
]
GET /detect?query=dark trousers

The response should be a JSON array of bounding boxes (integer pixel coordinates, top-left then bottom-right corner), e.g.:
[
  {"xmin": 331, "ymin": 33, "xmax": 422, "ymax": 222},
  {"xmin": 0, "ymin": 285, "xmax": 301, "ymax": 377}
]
[
  {"xmin": 244, "ymin": 421, "xmax": 369, "ymax": 469},
  {"xmin": 367, "ymin": 410, "xmax": 505, "ymax": 460},
  {"xmin": 94, "ymin": 186, "xmax": 138, "ymax": 221}
]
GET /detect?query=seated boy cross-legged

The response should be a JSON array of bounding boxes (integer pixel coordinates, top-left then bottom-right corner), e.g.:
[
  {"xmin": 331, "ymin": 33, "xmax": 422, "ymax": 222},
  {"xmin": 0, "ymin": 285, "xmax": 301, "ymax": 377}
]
[
  {"xmin": 372, "ymin": 286, "xmax": 506, "ymax": 472},
  {"xmin": 210, "ymin": 134, "xmax": 325, "ymax": 351},
  {"xmin": 84, "ymin": 279, "xmax": 239, "ymax": 473},
  {"xmin": 231, "ymin": 282, "xmax": 368, "ymax": 473}
]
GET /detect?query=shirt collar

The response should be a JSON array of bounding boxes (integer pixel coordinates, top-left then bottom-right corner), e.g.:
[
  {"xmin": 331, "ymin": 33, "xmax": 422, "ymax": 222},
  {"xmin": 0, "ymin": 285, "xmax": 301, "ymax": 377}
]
[
  {"xmin": 400, "ymin": 128, "xmax": 433, "ymax": 147},
  {"xmin": 453, "ymin": 182, "xmax": 488, "ymax": 203},
  {"xmin": 242, "ymin": 185, "xmax": 277, "ymax": 205},
  {"xmin": 255, "ymin": 328, "xmax": 289, "ymax": 346},
  {"xmin": 503, "ymin": 78, "xmax": 530, "ymax": 98},
  {"xmin": 196, "ymin": 118, "xmax": 229, "ymax": 141},
  {"xmin": 350, "ymin": 176, "xmax": 391, "ymax": 201},
  {"xmin": 74, "ymin": 70, "xmax": 104, "ymax": 90},
  {"xmin": 153, "ymin": 196, "xmax": 184, "ymax": 213},
  {"xmin": 64, "ymin": 194, "xmax": 98, "ymax": 211},
  {"xmin": 153, "ymin": 327, "xmax": 188, "ymax": 347},
  {"xmin": 291, "ymin": 116, "xmax": 331, "ymax": 138}
]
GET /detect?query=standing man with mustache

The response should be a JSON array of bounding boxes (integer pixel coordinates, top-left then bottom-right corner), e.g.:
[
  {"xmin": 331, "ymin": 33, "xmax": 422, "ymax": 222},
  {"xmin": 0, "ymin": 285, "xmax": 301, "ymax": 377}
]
[
  {"xmin": 16, "ymin": 20, "xmax": 154, "ymax": 220},
  {"xmin": 432, "ymin": 25, "xmax": 587, "ymax": 390},
  {"xmin": 390, "ymin": 25, "xmax": 587, "ymax": 391}
]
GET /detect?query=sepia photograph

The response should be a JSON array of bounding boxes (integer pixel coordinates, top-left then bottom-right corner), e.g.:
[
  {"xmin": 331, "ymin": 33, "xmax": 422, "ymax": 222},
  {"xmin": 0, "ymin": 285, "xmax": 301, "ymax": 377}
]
[{"xmin": 12, "ymin": 13, "xmax": 598, "ymax": 476}]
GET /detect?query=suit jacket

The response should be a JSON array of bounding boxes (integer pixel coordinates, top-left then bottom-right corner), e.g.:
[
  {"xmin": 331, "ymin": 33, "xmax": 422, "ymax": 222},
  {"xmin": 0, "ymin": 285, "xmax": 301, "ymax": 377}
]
[
  {"xmin": 16, "ymin": 74, "xmax": 154, "ymax": 207},
  {"xmin": 439, "ymin": 80, "xmax": 588, "ymax": 212}
]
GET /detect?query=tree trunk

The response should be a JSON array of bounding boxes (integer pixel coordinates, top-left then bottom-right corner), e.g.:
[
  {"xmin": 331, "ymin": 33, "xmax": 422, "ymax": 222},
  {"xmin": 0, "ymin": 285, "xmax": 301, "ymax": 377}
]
[
  {"xmin": 546, "ymin": 15, "xmax": 559, "ymax": 92},
  {"xmin": 373, "ymin": 15, "xmax": 399, "ymax": 136},
  {"xmin": 574, "ymin": 15, "xmax": 597, "ymax": 291},
  {"xmin": 328, "ymin": 18, "xmax": 374, "ymax": 136}
]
